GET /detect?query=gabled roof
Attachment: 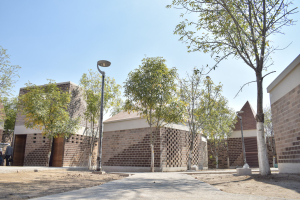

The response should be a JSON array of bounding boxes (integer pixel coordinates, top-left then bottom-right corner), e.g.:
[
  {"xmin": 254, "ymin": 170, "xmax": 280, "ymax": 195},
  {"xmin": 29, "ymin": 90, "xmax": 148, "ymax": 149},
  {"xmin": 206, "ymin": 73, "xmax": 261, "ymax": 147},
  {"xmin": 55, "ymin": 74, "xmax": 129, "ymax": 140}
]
[
  {"xmin": 234, "ymin": 101, "xmax": 257, "ymax": 131},
  {"xmin": 104, "ymin": 111, "xmax": 142, "ymax": 123}
]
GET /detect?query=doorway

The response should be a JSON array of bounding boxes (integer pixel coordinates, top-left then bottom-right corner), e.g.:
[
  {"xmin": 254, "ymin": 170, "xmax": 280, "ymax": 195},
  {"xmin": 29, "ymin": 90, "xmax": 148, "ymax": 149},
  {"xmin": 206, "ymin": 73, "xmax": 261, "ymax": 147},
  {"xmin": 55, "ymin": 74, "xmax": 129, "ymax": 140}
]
[
  {"xmin": 49, "ymin": 137, "xmax": 65, "ymax": 167},
  {"xmin": 13, "ymin": 135, "xmax": 27, "ymax": 166}
]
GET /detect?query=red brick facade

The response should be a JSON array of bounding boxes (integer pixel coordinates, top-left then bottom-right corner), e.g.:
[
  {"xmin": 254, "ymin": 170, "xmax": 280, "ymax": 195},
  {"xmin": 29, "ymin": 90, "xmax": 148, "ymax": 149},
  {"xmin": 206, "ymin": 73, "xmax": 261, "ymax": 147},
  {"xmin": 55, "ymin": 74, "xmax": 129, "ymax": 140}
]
[
  {"xmin": 13, "ymin": 82, "xmax": 93, "ymax": 167},
  {"xmin": 271, "ymin": 84, "xmax": 300, "ymax": 164},
  {"xmin": 208, "ymin": 137, "xmax": 275, "ymax": 168},
  {"xmin": 234, "ymin": 101, "xmax": 257, "ymax": 131},
  {"xmin": 102, "ymin": 127, "xmax": 207, "ymax": 171}
]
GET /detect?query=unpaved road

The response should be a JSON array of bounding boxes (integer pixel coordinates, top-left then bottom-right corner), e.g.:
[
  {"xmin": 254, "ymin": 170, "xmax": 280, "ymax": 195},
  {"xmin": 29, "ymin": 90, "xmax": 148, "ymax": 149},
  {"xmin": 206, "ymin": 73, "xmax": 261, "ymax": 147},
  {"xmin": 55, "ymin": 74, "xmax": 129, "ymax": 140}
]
[
  {"xmin": 0, "ymin": 169, "xmax": 124, "ymax": 199},
  {"xmin": 193, "ymin": 173, "xmax": 300, "ymax": 199}
]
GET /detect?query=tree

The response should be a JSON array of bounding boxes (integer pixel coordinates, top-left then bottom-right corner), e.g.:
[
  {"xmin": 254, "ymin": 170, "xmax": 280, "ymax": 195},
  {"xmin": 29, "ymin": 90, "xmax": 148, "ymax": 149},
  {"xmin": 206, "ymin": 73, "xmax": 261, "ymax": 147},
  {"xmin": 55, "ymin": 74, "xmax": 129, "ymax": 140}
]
[
  {"xmin": 19, "ymin": 80, "xmax": 81, "ymax": 165},
  {"xmin": 204, "ymin": 95, "xmax": 236, "ymax": 168},
  {"xmin": 79, "ymin": 70, "xmax": 122, "ymax": 169},
  {"xmin": 124, "ymin": 57, "xmax": 184, "ymax": 172},
  {"xmin": 0, "ymin": 46, "xmax": 21, "ymax": 97},
  {"xmin": 179, "ymin": 68, "xmax": 222, "ymax": 170},
  {"xmin": 264, "ymin": 105, "xmax": 276, "ymax": 164},
  {"xmin": 0, "ymin": 97, "xmax": 18, "ymax": 142},
  {"xmin": 168, "ymin": 0, "xmax": 297, "ymax": 175}
]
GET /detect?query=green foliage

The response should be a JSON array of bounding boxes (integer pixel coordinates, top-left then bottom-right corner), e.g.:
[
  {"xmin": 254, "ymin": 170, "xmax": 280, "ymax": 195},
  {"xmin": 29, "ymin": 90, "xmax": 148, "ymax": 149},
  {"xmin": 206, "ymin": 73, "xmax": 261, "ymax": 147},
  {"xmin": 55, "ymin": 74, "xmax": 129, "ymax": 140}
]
[
  {"xmin": 168, "ymin": 0, "xmax": 297, "ymax": 71},
  {"xmin": 79, "ymin": 69, "xmax": 122, "ymax": 125},
  {"xmin": 1, "ymin": 96, "xmax": 18, "ymax": 132},
  {"xmin": 19, "ymin": 80, "xmax": 80, "ymax": 139},
  {"xmin": 0, "ymin": 46, "xmax": 21, "ymax": 97},
  {"xmin": 204, "ymin": 96, "xmax": 236, "ymax": 141},
  {"xmin": 124, "ymin": 57, "xmax": 184, "ymax": 131}
]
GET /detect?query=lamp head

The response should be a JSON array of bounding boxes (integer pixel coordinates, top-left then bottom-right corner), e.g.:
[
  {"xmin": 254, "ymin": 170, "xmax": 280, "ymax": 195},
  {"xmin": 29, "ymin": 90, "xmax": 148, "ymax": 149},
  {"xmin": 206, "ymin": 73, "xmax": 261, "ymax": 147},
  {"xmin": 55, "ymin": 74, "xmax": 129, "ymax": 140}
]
[{"xmin": 97, "ymin": 60, "xmax": 111, "ymax": 67}]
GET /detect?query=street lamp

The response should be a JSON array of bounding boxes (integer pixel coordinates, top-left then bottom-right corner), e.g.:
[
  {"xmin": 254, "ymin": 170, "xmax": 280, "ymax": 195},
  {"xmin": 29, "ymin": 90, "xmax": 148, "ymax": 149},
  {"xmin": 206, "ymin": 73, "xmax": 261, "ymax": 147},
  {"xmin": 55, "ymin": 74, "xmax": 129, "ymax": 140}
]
[
  {"xmin": 96, "ymin": 60, "xmax": 111, "ymax": 172},
  {"xmin": 236, "ymin": 110, "xmax": 249, "ymax": 169}
]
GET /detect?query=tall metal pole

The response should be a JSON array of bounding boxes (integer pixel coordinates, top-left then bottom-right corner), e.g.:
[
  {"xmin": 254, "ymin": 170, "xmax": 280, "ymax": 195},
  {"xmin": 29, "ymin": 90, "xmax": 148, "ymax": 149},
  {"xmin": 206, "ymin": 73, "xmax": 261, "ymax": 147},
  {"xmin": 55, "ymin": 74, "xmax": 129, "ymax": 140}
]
[
  {"xmin": 237, "ymin": 114, "xmax": 248, "ymax": 168},
  {"xmin": 96, "ymin": 67, "xmax": 105, "ymax": 172}
]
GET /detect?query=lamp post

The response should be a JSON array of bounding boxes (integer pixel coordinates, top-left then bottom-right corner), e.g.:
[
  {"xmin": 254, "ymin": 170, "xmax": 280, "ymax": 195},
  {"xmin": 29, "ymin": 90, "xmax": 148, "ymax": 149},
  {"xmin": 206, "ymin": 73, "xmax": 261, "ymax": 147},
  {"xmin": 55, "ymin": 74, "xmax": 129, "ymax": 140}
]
[
  {"xmin": 96, "ymin": 60, "xmax": 111, "ymax": 172},
  {"xmin": 236, "ymin": 111, "xmax": 249, "ymax": 168}
]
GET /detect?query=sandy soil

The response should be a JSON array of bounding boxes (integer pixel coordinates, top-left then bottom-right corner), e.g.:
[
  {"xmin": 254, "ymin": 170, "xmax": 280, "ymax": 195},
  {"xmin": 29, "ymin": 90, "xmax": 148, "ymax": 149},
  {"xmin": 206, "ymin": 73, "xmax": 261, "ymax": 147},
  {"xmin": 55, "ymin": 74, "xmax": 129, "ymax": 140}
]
[
  {"xmin": 0, "ymin": 169, "xmax": 124, "ymax": 199},
  {"xmin": 193, "ymin": 173, "xmax": 300, "ymax": 199}
]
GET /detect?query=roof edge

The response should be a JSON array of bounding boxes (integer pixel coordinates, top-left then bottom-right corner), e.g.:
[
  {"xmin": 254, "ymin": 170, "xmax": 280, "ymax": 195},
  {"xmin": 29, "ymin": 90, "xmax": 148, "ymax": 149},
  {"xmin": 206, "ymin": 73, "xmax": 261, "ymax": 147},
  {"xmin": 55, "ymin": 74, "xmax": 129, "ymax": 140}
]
[
  {"xmin": 104, "ymin": 116, "xmax": 143, "ymax": 124},
  {"xmin": 267, "ymin": 54, "xmax": 300, "ymax": 93},
  {"xmin": 20, "ymin": 81, "xmax": 79, "ymax": 90}
]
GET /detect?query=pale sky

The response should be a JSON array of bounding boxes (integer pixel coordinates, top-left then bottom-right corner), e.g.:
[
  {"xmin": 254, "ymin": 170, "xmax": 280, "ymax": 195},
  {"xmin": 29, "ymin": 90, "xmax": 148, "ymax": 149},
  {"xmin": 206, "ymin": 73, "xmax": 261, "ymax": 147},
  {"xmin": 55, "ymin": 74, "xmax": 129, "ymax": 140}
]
[{"xmin": 1, "ymin": 1, "xmax": 300, "ymax": 118}]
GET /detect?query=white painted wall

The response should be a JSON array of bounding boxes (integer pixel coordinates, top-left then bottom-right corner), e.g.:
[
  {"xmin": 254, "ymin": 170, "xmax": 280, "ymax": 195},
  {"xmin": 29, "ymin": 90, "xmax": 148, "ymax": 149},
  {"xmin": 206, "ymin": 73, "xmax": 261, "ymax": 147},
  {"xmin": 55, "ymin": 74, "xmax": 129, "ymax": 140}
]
[
  {"xmin": 267, "ymin": 55, "xmax": 300, "ymax": 104},
  {"xmin": 229, "ymin": 129, "xmax": 257, "ymax": 138},
  {"xmin": 14, "ymin": 125, "xmax": 87, "ymax": 136}
]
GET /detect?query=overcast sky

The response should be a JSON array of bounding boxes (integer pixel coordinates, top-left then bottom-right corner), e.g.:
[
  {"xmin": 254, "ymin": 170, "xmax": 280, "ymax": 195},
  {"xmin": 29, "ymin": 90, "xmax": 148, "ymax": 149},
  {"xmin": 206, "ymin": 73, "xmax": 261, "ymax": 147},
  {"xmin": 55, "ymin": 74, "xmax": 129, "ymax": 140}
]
[{"xmin": 1, "ymin": 1, "xmax": 300, "ymax": 118}]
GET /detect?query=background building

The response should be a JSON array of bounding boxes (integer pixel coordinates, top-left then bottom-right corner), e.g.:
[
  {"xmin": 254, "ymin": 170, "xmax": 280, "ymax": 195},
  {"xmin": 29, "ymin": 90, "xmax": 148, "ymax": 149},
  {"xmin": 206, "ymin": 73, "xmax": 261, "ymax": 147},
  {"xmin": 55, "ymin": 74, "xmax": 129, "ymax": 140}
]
[
  {"xmin": 103, "ymin": 111, "xmax": 208, "ymax": 172},
  {"xmin": 12, "ymin": 81, "xmax": 98, "ymax": 167}
]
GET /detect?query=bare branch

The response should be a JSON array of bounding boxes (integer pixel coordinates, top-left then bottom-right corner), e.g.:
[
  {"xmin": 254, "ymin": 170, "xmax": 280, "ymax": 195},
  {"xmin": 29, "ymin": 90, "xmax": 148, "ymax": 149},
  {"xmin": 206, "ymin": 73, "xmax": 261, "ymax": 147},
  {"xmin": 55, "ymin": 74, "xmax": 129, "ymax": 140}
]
[{"xmin": 234, "ymin": 80, "xmax": 257, "ymax": 99}]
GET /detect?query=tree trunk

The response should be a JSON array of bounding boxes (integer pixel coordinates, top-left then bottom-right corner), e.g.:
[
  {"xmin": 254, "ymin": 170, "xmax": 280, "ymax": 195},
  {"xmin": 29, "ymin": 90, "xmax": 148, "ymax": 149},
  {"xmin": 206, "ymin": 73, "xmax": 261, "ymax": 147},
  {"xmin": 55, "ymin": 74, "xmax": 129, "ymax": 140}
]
[
  {"xmin": 188, "ymin": 131, "xmax": 195, "ymax": 170},
  {"xmin": 256, "ymin": 71, "xmax": 271, "ymax": 175},
  {"xmin": 150, "ymin": 143, "xmax": 154, "ymax": 172},
  {"xmin": 47, "ymin": 137, "xmax": 53, "ymax": 167}
]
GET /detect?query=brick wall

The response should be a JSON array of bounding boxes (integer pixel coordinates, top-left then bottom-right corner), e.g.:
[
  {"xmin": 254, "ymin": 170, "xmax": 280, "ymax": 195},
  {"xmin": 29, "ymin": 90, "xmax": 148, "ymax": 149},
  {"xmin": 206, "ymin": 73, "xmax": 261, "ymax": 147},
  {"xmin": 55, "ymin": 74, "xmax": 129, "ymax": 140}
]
[
  {"xmin": 234, "ymin": 101, "xmax": 257, "ymax": 131},
  {"xmin": 103, "ymin": 127, "xmax": 161, "ymax": 167},
  {"xmin": 271, "ymin": 84, "xmax": 300, "ymax": 164},
  {"xmin": 103, "ymin": 127, "xmax": 207, "ymax": 170},
  {"xmin": 23, "ymin": 133, "xmax": 51, "ymax": 166},
  {"xmin": 161, "ymin": 128, "xmax": 207, "ymax": 169},
  {"xmin": 63, "ymin": 134, "xmax": 97, "ymax": 167},
  {"xmin": 208, "ymin": 137, "xmax": 276, "ymax": 168}
]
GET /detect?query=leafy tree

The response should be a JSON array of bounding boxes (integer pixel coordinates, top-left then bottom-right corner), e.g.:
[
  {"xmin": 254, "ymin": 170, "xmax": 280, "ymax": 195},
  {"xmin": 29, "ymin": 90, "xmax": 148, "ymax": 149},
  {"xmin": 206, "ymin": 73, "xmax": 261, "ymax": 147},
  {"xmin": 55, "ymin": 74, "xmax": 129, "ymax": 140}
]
[
  {"xmin": 168, "ymin": 0, "xmax": 297, "ymax": 175},
  {"xmin": 19, "ymin": 80, "xmax": 81, "ymax": 165},
  {"xmin": 179, "ymin": 69, "xmax": 222, "ymax": 170},
  {"xmin": 0, "ymin": 97, "xmax": 18, "ymax": 142},
  {"xmin": 204, "ymin": 95, "xmax": 236, "ymax": 169},
  {"xmin": 0, "ymin": 46, "xmax": 21, "ymax": 97},
  {"xmin": 79, "ymin": 70, "xmax": 122, "ymax": 169},
  {"xmin": 124, "ymin": 57, "xmax": 184, "ymax": 172}
]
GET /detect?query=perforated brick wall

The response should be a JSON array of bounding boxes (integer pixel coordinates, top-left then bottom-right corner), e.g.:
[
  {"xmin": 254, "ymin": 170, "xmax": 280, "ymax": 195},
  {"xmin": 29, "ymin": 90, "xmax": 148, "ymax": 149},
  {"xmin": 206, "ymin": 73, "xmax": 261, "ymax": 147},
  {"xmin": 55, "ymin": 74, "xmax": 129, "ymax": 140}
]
[
  {"xmin": 103, "ymin": 127, "xmax": 207, "ymax": 170},
  {"xmin": 63, "ymin": 134, "xmax": 97, "ymax": 167},
  {"xmin": 23, "ymin": 133, "xmax": 51, "ymax": 166},
  {"xmin": 271, "ymin": 84, "xmax": 300, "ymax": 164},
  {"xmin": 160, "ymin": 128, "xmax": 206, "ymax": 168}
]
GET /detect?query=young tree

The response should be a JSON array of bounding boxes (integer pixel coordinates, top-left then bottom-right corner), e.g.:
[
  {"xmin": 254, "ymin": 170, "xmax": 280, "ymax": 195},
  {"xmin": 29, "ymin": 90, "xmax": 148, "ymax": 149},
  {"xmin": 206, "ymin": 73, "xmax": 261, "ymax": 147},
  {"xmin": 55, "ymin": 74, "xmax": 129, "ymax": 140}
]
[
  {"xmin": 168, "ymin": 0, "xmax": 297, "ymax": 175},
  {"xmin": 79, "ymin": 70, "xmax": 122, "ymax": 169},
  {"xmin": 0, "ymin": 46, "xmax": 21, "ymax": 97},
  {"xmin": 19, "ymin": 80, "xmax": 81, "ymax": 165},
  {"xmin": 0, "ymin": 97, "xmax": 18, "ymax": 142},
  {"xmin": 124, "ymin": 57, "xmax": 184, "ymax": 172},
  {"xmin": 179, "ymin": 69, "xmax": 222, "ymax": 170},
  {"xmin": 204, "ymin": 96, "xmax": 236, "ymax": 169}
]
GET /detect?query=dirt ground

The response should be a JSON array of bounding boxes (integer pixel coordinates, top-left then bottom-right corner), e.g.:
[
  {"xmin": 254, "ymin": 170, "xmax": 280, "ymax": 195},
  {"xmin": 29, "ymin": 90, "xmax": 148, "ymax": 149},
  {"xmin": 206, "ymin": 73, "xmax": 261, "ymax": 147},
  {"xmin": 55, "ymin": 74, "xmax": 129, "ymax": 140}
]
[
  {"xmin": 193, "ymin": 172, "xmax": 300, "ymax": 199},
  {"xmin": 0, "ymin": 169, "xmax": 124, "ymax": 199}
]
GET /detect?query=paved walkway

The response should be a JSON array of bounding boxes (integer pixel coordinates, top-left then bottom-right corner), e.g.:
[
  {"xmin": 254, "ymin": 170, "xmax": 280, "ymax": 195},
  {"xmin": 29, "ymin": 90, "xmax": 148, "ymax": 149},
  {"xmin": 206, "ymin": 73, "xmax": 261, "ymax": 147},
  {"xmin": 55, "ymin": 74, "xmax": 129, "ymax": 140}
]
[{"xmin": 34, "ymin": 172, "xmax": 285, "ymax": 200}]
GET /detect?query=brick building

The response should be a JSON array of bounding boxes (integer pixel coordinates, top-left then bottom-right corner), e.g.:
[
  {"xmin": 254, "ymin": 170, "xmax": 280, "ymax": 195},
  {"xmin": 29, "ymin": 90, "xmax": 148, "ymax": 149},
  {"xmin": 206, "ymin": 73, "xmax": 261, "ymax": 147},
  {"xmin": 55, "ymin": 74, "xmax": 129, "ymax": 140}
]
[
  {"xmin": 102, "ymin": 111, "xmax": 208, "ymax": 172},
  {"xmin": 267, "ymin": 54, "xmax": 300, "ymax": 173},
  {"xmin": 12, "ymin": 81, "xmax": 98, "ymax": 167},
  {"xmin": 208, "ymin": 101, "xmax": 275, "ymax": 169}
]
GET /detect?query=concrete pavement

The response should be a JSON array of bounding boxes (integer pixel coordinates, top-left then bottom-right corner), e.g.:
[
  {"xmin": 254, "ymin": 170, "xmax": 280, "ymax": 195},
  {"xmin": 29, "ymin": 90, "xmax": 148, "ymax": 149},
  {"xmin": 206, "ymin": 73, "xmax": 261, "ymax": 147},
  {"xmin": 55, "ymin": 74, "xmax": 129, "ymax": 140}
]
[{"xmin": 34, "ymin": 172, "xmax": 285, "ymax": 200}]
